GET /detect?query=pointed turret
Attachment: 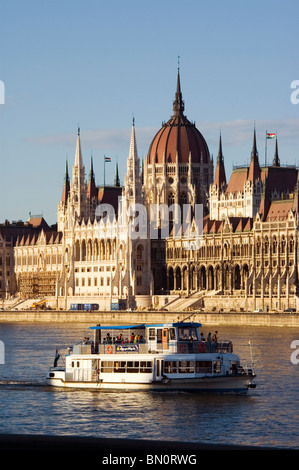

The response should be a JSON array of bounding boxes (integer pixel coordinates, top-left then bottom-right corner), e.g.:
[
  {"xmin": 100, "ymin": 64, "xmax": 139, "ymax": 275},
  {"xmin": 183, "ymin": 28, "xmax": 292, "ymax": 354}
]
[
  {"xmin": 248, "ymin": 127, "xmax": 261, "ymax": 183},
  {"xmin": 114, "ymin": 162, "xmax": 120, "ymax": 187},
  {"xmin": 74, "ymin": 126, "xmax": 83, "ymax": 168},
  {"xmin": 61, "ymin": 160, "xmax": 70, "ymax": 205},
  {"xmin": 272, "ymin": 137, "xmax": 280, "ymax": 167},
  {"xmin": 213, "ymin": 133, "xmax": 226, "ymax": 188},
  {"xmin": 259, "ymin": 177, "xmax": 271, "ymax": 221},
  {"xmin": 72, "ymin": 126, "xmax": 85, "ymax": 189},
  {"xmin": 87, "ymin": 155, "xmax": 98, "ymax": 201},
  {"xmin": 124, "ymin": 117, "xmax": 142, "ymax": 204},
  {"xmin": 70, "ymin": 127, "xmax": 87, "ymax": 221}
]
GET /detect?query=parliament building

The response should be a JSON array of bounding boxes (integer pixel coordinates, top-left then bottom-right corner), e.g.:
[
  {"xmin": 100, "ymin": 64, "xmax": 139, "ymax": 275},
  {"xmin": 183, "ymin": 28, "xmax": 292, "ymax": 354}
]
[{"xmin": 2, "ymin": 70, "xmax": 299, "ymax": 312}]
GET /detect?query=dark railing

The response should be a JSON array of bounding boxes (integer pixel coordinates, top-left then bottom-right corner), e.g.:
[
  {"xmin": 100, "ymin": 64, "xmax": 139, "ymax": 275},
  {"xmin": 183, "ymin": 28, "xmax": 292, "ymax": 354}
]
[{"xmin": 71, "ymin": 340, "xmax": 233, "ymax": 355}]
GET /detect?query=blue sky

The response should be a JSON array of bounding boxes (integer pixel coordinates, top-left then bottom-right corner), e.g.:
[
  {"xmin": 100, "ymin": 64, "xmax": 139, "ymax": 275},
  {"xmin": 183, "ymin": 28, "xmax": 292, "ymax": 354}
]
[{"xmin": 1, "ymin": 0, "xmax": 299, "ymax": 225}]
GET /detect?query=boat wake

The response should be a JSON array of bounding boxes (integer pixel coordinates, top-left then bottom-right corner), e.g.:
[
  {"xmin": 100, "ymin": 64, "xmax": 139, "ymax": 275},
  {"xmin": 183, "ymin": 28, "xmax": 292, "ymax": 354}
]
[{"xmin": 0, "ymin": 379, "xmax": 46, "ymax": 388}]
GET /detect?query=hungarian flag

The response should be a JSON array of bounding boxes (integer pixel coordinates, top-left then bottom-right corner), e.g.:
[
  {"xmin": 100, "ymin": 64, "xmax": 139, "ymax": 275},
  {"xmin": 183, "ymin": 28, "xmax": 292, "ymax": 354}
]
[
  {"xmin": 105, "ymin": 156, "xmax": 111, "ymax": 162},
  {"xmin": 267, "ymin": 133, "xmax": 275, "ymax": 139}
]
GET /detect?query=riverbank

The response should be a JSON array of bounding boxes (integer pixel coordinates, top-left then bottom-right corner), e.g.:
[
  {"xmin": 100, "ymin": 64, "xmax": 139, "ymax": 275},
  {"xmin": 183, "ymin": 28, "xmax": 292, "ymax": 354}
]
[{"xmin": 1, "ymin": 309, "xmax": 299, "ymax": 326}]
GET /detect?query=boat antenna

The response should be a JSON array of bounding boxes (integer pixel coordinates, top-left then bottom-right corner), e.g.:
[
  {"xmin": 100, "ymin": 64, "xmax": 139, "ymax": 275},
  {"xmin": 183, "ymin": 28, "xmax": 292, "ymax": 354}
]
[
  {"xmin": 248, "ymin": 340, "xmax": 255, "ymax": 368},
  {"xmin": 179, "ymin": 312, "xmax": 197, "ymax": 323}
]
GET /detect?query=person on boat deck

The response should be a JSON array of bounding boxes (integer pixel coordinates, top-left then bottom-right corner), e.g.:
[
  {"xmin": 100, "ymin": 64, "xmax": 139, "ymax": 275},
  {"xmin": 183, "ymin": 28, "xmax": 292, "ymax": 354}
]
[
  {"xmin": 212, "ymin": 331, "xmax": 218, "ymax": 343},
  {"xmin": 200, "ymin": 332, "xmax": 205, "ymax": 342},
  {"xmin": 187, "ymin": 335, "xmax": 193, "ymax": 352},
  {"xmin": 116, "ymin": 333, "xmax": 123, "ymax": 343},
  {"xmin": 130, "ymin": 333, "xmax": 134, "ymax": 343},
  {"xmin": 211, "ymin": 331, "xmax": 218, "ymax": 351},
  {"xmin": 134, "ymin": 333, "xmax": 139, "ymax": 343},
  {"xmin": 106, "ymin": 333, "xmax": 112, "ymax": 344}
]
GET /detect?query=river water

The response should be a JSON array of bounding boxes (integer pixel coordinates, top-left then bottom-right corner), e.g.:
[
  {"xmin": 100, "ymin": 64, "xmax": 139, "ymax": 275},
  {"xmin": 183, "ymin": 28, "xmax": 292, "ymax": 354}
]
[{"xmin": 0, "ymin": 321, "xmax": 298, "ymax": 450}]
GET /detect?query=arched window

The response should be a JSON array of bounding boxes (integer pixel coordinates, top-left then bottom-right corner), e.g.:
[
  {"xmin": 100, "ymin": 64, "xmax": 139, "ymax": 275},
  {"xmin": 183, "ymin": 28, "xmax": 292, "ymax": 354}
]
[{"xmin": 136, "ymin": 244, "xmax": 144, "ymax": 260}]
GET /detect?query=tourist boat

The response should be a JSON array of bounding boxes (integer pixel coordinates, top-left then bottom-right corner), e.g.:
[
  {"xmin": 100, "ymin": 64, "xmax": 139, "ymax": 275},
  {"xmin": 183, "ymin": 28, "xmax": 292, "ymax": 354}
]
[{"xmin": 46, "ymin": 322, "xmax": 256, "ymax": 393}]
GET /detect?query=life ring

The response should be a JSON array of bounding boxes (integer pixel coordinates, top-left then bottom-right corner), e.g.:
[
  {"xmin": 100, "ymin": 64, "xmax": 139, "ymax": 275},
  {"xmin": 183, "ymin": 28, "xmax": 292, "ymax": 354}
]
[
  {"xmin": 197, "ymin": 342, "xmax": 206, "ymax": 353},
  {"xmin": 106, "ymin": 345, "xmax": 113, "ymax": 354},
  {"xmin": 178, "ymin": 344, "xmax": 186, "ymax": 353}
]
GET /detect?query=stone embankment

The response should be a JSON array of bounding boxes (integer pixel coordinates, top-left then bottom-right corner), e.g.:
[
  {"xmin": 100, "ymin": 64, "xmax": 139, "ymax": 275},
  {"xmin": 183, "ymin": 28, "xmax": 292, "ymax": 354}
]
[{"xmin": 0, "ymin": 310, "xmax": 299, "ymax": 326}]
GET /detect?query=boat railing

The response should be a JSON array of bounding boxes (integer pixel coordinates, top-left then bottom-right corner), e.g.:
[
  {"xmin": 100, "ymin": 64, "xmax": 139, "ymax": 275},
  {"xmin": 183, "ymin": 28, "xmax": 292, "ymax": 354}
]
[
  {"xmin": 176, "ymin": 340, "xmax": 233, "ymax": 354},
  {"xmin": 70, "ymin": 339, "xmax": 233, "ymax": 355}
]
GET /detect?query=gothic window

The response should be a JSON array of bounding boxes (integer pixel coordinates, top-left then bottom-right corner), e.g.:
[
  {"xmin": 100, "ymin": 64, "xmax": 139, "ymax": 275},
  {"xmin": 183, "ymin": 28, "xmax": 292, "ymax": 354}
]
[
  {"xmin": 94, "ymin": 240, "xmax": 99, "ymax": 261},
  {"xmin": 81, "ymin": 240, "xmax": 86, "ymax": 261},
  {"xmin": 264, "ymin": 237, "xmax": 269, "ymax": 255},
  {"xmin": 100, "ymin": 240, "xmax": 105, "ymax": 260},
  {"xmin": 272, "ymin": 236, "xmax": 277, "ymax": 254},
  {"xmin": 137, "ymin": 244, "xmax": 144, "ymax": 260},
  {"xmin": 106, "ymin": 240, "xmax": 111, "ymax": 260},
  {"xmin": 281, "ymin": 235, "xmax": 286, "ymax": 253},
  {"xmin": 256, "ymin": 237, "xmax": 261, "ymax": 255},
  {"xmin": 168, "ymin": 192, "xmax": 175, "ymax": 206},
  {"xmin": 180, "ymin": 191, "xmax": 187, "ymax": 206},
  {"xmin": 289, "ymin": 236, "xmax": 294, "ymax": 253}
]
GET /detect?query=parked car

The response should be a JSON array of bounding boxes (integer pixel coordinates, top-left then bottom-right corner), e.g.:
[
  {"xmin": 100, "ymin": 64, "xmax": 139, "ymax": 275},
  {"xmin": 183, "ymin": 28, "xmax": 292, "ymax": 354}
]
[{"xmin": 283, "ymin": 308, "xmax": 296, "ymax": 313}]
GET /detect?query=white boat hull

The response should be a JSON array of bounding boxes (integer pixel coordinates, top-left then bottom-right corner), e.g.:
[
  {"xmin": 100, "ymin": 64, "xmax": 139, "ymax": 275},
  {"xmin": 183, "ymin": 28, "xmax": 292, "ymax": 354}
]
[{"xmin": 46, "ymin": 371, "xmax": 255, "ymax": 394}]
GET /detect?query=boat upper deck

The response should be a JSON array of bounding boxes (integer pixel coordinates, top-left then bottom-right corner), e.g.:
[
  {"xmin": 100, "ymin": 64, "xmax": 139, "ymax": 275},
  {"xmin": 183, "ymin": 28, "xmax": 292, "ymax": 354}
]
[{"xmin": 70, "ymin": 322, "xmax": 233, "ymax": 356}]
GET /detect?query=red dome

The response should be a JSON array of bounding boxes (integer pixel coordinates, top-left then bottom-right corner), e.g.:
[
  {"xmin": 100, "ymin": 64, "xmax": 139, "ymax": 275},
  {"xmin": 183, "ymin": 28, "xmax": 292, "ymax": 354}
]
[{"xmin": 147, "ymin": 73, "xmax": 210, "ymax": 165}]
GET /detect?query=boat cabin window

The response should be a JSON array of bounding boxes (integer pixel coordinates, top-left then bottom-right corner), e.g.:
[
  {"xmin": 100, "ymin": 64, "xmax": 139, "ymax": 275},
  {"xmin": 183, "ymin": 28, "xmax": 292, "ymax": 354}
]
[
  {"xmin": 164, "ymin": 361, "xmax": 177, "ymax": 373},
  {"xmin": 196, "ymin": 361, "xmax": 212, "ymax": 373},
  {"xmin": 148, "ymin": 327, "xmax": 176, "ymax": 342},
  {"xmin": 101, "ymin": 361, "xmax": 113, "ymax": 373},
  {"xmin": 156, "ymin": 329, "xmax": 162, "ymax": 344},
  {"xmin": 148, "ymin": 328, "xmax": 156, "ymax": 341},
  {"xmin": 178, "ymin": 361, "xmax": 194, "ymax": 373},
  {"xmin": 169, "ymin": 328, "xmax": 176, "ymax": 340},
  {"xmin": 71, "ymin": 361, "xmax": 80, "ymax": 368},
  {"xmin": 101, "ymin": 360, "xmax": 153, "ymax": 374},
  {"xmin": 178, "ymin": 326, "xmax": 198, "ymax": 341}
]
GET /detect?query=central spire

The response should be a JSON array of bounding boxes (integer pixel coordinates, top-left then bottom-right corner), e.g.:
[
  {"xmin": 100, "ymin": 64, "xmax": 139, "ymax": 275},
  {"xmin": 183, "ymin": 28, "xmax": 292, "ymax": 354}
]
[{"xmin": 172, "ymin": 66, "xmax": 185, "ymax": 117}]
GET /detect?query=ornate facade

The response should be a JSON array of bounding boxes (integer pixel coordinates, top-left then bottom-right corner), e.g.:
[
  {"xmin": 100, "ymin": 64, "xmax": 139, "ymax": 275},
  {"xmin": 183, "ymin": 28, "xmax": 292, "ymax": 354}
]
[
  {"xmin": 164, "ymin": 130, "xmax": 299, "ymax": 312},
  {"xmin": 5, "ymin": 70, "xmax": 299, "ymax": 312}
]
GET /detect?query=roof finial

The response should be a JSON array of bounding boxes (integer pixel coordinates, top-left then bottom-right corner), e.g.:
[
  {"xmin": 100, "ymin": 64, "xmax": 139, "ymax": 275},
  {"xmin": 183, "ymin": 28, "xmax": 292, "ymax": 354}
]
[{"xmin": 173, "ymin": 58, "xmax": 184, "ymax": 117}]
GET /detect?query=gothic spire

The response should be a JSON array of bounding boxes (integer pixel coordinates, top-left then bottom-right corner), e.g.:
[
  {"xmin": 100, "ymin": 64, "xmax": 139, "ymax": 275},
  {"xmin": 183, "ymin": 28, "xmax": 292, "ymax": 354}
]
[
  {"xmin": 114, "ymin": 162, "xmax": 120, "ymax": 187},
  {"xmin": 74, "ymin": 126, "xmax": 83, "ymax": 169},
  {"xmin": 213, "ymin": 132, "xmax": 226, "ymax": 188},
  {"xmin": 248, "ymin": 126, "xmax": 261, "ymax": 183},
  {"xmin": 272, "ymin": 136, "xmax": 280, "ymax": 167},
  {"xmin": 87, "ymin": 155, "xmax": 97, "ymax": 200},
  {"xmin": 124, "ymin": 117, "xmax": 142, "ymax": 203},
  {"xmin": 61, "ymin": 159, "xmax": 70, "ymax": 205}
]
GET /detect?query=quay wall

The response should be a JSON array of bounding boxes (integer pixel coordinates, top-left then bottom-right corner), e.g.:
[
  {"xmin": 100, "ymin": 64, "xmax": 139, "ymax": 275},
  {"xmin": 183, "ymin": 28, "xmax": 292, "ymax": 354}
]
[{"xmin": 1, "ymin": 310, "xmax": 299, "ymax": 327}]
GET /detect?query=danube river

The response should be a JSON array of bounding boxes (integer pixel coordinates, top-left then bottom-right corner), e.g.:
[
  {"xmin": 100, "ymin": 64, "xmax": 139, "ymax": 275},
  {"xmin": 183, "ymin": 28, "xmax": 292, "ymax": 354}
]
[{"xmin": 0, "ymin": 321, "xmax": 298, "ymax": 450}]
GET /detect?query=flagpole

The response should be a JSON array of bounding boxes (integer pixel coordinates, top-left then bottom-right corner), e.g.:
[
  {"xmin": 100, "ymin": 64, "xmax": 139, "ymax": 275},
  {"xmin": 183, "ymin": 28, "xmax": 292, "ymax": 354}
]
[
  {"xmin": 104, "ymin": 155, "xmax": 106, "ymax": 187},
  {"xmin": 265, "ymin": 130, "xmax": 267, "ymax": 167}
]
